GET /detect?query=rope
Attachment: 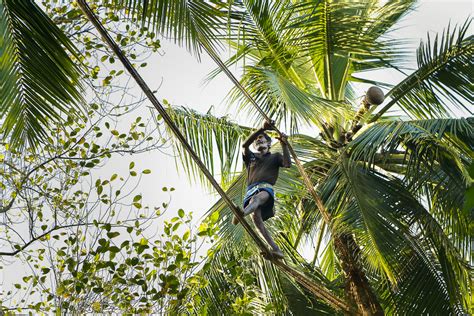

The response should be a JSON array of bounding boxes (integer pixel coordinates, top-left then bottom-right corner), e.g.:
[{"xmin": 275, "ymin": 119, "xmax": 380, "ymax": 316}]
[{"xmin": 76, "ymin": 1, "xmax": 349, "ymax": 312}]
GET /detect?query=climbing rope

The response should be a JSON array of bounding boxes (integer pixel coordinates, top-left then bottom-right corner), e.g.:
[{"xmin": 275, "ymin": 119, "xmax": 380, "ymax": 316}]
[{"xmin": 77, "ymin": 0, "xmax": 349, "ymax": 312}]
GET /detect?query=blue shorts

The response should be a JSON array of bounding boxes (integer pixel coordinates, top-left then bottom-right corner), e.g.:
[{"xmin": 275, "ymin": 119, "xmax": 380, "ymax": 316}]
[{"xmin": 243, "ymin": 182, "xmax": 275, "ymax": 221}]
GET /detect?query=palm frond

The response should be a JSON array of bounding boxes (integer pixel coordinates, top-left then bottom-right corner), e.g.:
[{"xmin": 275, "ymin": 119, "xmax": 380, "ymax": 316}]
[
  {"xmin": 164, "ymin": 106, "xmax": 251, "ymax": 188},
  {"xmin": 0, "ymin": 0, "xmax": 83, "ymax": 148},
  {"xmin": 226, "ymin": 0, "xmax": 297, "ymax": 72},
  {"xmin": 289, "ymin": 0, "xmax": 410, "ymax": 99},
  {"xmin": 349, "ymin": 118, "xmax": 473, "ymax": 251},
  {"xmin": 378, "ymin": 18, "xmax": 473, "ymax": 119},
  {"xmin": 349, "ymin": 0, "xmax": 415, "ymax": 73},
  {"xmin": 366, "ymin": 0, "xmax": 416, "ymax": 38},
  {"xmin": 327, "ymin": 160, "xmax": 470, "ymax": 314},
  {"xmin": 228, "ymin": 66, "xmax": 348, "ymax": 133},
  {"xmin": 193, "ymin": 247, "xmax": 269, "ymax": 314},
  {"xmin": 349, "ymin": 118, "xmax": 473, "ymax": 167},
  {"xmin": 274, "ymin": 135, "xmax": 338, "ymax": 250},
  {"xmin": 223, "ymin": 1, "xmax": 334, "ymax": 109},
  {"xmin": 109, "ymin": 0, "xmax": 228, "ymax": 55}
]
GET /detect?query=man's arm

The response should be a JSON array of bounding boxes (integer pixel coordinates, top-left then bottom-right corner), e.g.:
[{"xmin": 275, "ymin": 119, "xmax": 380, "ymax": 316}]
[{"xmin": 277, "ymin": 134, "xmax": 291, "ymax": 168}]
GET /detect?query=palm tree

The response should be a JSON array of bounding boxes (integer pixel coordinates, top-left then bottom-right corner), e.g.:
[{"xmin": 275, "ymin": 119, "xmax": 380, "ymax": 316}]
[
  {"xmin": 161, "ymin": 1, "xmax": 472, "ymax": 314},
  {"xmin": 1, "ymin": 0, "xmax": 472, "ymax": 314}
]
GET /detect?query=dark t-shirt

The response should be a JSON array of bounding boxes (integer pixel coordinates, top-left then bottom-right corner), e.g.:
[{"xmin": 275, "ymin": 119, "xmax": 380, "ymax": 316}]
[{"xmin": 243, "ymin": 151, "xmax": 284, "ymax": 186}]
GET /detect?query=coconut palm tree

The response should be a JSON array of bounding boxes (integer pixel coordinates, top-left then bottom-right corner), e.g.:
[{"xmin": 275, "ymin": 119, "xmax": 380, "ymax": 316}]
[{"xmin": 160, "ymin": 1, "xmax": 472, "ymax": 314}]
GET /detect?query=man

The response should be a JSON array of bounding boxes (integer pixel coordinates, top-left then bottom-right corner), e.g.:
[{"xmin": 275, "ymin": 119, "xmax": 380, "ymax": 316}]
[{"xmin": 232, "ymin": 120, "xmax": 291, "ymax": 259}]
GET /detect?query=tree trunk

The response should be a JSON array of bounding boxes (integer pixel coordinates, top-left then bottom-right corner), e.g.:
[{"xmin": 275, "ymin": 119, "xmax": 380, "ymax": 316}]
[{"xmin": 334, "ymin": 233, "xmax": 384, "ymax": 315}]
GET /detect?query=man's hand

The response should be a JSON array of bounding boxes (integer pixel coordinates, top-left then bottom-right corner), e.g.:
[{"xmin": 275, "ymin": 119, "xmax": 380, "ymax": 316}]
[
  {"xmin": 276, "ymin": 133, "xmax": 288, "ymax": 144},
  {"xmin": 262, "ymin": 120, "xmax": 275, "ymax": 130}
]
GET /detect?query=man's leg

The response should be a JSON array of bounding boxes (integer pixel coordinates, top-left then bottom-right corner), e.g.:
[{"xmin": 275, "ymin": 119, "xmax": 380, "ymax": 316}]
[
  {"xmin": 232, "ymin": 191, "xmax": 269, "ymax": 225},
  {"xmin": 234, "ymin": 191, "xmax": 284, "ymax": 258},
  {"xmin": 244, "ymin": 191, "xmax": 269, "ymax": 215},
  {"xmin": 252, "ymin": 208, "xmax": 284, "ymax": 259}
]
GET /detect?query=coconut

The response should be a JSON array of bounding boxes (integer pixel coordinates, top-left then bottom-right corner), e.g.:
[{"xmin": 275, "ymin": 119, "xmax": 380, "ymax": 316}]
[{"xmin": 365, "ymin": 86, "xmax": 385, "ymax": 105}]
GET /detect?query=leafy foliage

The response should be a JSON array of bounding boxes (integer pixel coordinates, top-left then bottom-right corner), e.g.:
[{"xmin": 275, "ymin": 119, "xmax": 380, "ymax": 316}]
[
  {"xmin": 1, "ymin": 0, "xmax": 472, "ymax": 314},
  {"xmin": 165, "ymin": 106, "xmax": 251, "ymax": 188},
  {"xmin": 161, "ymin": 2, "xmax": 473, "ymax": 314},
  {"xmin": 382, "ymin": 19, "xmax": 473, "ymax": 119},
  {"xmin": 322, "ymin": 160, "xmax": 469, "ymax": 315},
  {"xmin": 288, "ymin": 0, "xmax": 415, "ymax": 99},
  {"xmin": 0, "ymin": 2, "xmax": 209, "ymax": 314},
  {"xmin": 0, "ymin": 0, "xmax": 83, "ymax": 148},
  {"xmin": 107, "ymin": 0, "xmax": 228, "ymax": 54}
]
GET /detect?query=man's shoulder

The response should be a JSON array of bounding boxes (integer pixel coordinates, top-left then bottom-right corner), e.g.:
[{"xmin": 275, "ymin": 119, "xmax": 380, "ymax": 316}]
[
  {"xmin": 270, "ymin": 152, "xmax": 282, "ymax": 159},
  {"xmin": 268, "ymin": 152, "xmax": 283, "ymax": 165}
]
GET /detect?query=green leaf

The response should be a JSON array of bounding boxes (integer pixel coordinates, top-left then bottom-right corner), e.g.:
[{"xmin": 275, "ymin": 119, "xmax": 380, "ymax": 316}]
[
  {"xmin": 107, "ymin": 232, "xmax": 120, "ymax": 239},
  {"xmin": 0, "ymin": 0, "xmax": 83, "ymax": 148},
  {"xmin": 109, "ymin": 0, "xmax": 225, "ymax": 56},
  {"xmin": 165, "ymin": 106, "xmax": 251, "ymax": 188},
  {"xmin": 183, "ymin": 229, "xmax": 190, "ymax": 241},
  {"xmin": 379, "ymin": 19, "xmax": 473, "ymax": 119}
]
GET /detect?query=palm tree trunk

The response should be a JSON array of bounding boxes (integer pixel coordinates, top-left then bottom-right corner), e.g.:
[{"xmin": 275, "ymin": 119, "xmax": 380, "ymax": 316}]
[{"xmin": 334, "ymin": 233, "xmax": 384, "ymax": 316}]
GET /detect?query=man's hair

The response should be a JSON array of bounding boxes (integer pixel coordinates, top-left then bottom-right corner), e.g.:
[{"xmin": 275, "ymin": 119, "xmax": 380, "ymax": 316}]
[{"xmin": 256, "ymin": 132, "xmax": 272, "ymax": 143}]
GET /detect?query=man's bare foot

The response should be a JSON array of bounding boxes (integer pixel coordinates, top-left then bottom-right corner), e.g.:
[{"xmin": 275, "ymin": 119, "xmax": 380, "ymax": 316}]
[
  {"xmin": 232, "ymin": 208, "xmax": 244, "ymax": 225},
  {"xmin": 232, "ymin": 215, "xmax": 239, "ymax": 225},
  {"xmin": 260, "ymin": 249, "xmax": 284, "ymax": 260},
  {"xmin": 271, "ymin": 249, "xmax": 284, "ymax": 259}
]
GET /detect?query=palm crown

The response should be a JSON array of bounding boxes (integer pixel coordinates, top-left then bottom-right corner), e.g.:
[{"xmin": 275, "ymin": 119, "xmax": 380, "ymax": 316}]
[{"xmin": 1, "ymin": 0, "xmax": 472, "ymax": 314}]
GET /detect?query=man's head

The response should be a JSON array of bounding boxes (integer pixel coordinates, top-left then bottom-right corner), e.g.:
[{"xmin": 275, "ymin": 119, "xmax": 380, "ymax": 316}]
[{"xmin": 253, "ymin": 132, "xmax": 271, "ymax": 153}]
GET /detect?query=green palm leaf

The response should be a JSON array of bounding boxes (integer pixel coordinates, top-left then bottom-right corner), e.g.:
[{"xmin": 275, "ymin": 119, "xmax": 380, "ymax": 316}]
[
  {"xmin": 289, "ymin": 0, "xmax": 412, "ymax": 100},
  {"xmin": 227, "ymin": 0, "xmax": 299, "ymax": 75},
  {"xmin": 349, "ymin": 0, "xmax": 415, "ymax": 74},
  {"xmin": 325, "ymin": 160, "xmax": 470, "ymax": 314},
  {"xmin": 109, "ymin": 0, "xmax": 227, "ymax": 55},
  {"xmin": 193, "ymin": 244, "xmax": 339, "ymax": 315},
  {"xmin": 164, "ymin": 106, "xmax": 251, "ymax": 188},
  {"xmin": 376, "ymin": 18, "xmax": 473, "ymax": 120},
  {"xmin": 228, "ymin": 66, "xmax": 346, "ymax": 132},
  {"xmin": 349, "ymin": 118, "xmax": 473, "ymax": 167},
  {"xmin": 0, "ymin": 0, "xmax": 83, "ymax": 148},
  {"xmin": 349, "ymin": 118, "xmax": 473, "ymax": 250}
]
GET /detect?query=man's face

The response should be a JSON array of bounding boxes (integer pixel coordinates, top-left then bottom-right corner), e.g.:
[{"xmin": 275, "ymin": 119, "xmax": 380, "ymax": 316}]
[{"xmin": 254, "ymin": 134, "xmax": 270, "ymax": 152}]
